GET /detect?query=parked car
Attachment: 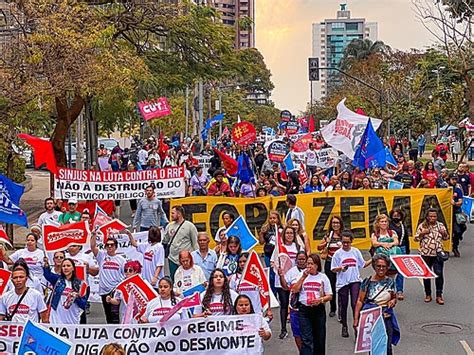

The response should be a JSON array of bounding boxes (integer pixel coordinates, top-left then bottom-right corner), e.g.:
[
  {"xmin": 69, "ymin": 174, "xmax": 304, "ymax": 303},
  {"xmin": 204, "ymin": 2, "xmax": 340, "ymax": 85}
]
[{"xmin": 99, "ymin": 138, "xmax": 118, "ymax": 152}]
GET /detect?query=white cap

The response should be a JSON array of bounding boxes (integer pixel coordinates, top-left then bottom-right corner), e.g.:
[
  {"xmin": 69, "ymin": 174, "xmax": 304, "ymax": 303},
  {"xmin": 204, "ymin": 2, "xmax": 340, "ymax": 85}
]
[{"xmin": 68, "ymin": 197, "xmax": 78, "ymax": 204}]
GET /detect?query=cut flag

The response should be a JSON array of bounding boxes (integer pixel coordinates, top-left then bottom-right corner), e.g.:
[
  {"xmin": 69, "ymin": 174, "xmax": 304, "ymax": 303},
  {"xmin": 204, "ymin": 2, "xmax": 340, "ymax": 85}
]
[
  {"xmin": 116, "ymin": 274, "xmax": 158, "ymax": 321},
  {"xmin": 308, "ymin": 115, "xmax": 315, "ymax": 133},
  {"xmin": 18, "ymin": 320, "xmax": 72, "ymax": 355},
  {"xmin": 18, "ymin": 133, "xmax": 58, "ymax": 175},
  {"xmin": 241, "ymin": 251, "xmax": 271, "ymax": 311},
  {"xmin": 390, "ymin": 255, "xmax": 437, "ymax": 278},
  {"xmin": 97, "ymin": 219, "xmax": 128, "ymax": 243},
  {"xmin": 92, "ymin": 204, "xmax": 113, "ymax": 231},
  {"xmin": 385, "ymin": 147, "xmax": 398, "ymax": 167},
  {"xmin": 43, "ymin": 221, "xmax": 90, "ymax": 252},
  {"xmin": 270, "ymin": 229, "xmax": 293, "ymax": 275},
  {"xmin": 353, "ymin": 118, "xmax": 386, "ymax": 170},
  {"xmin": 213, "ymin": 148, "xmax": 238, "ymax": 175},
  {"xmin": 0, "ymin": 174, "xmax": 28, "ymax": 227}
]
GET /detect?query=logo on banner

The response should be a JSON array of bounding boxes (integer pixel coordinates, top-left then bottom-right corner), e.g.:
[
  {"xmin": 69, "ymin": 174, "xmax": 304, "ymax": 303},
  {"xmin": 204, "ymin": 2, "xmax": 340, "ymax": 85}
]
[
  {"xmin": 97, "ymin": 219, "xmax": 128, "ymax": 243},
  {"xmin": 43, "ymin": 222, "xmax": 90, "ymax": 252},
  {"xmin": 137, "ymin": 97, "xmax": 171, "ymax": 121},
  {"xmin": 266, "ymin": 140, "xmax": 289, "ymax": 163},
  {"xmin": 232, "ymin": 121, "xmax": 257, "ymax": 146},
  {"xmin": 241, "ymin": 251, "xmax": 270, "ymax": 311},
  {"xmin": 355, "ymin": 306, "xmax": 383, "ymax": 353},
  {"xmin": 116, "ymin": 275, "xmax": 157, "ymax": 321},
  {"xmin": 285, "ymin": 118, "xmax": 299, "ymax": 135}
]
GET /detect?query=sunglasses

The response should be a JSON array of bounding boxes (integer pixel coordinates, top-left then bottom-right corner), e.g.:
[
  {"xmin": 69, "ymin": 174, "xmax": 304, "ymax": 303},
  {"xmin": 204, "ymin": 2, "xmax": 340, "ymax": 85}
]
[
  {"xmin": 54, "ymin": 256, "xmax": 64, "ymax": 260},
  {"xmin": 125, "ymin": 268, "xmax": 135, "ymax": 273},
  {"xmin": 105, "ymin": 243, "xmax": 116, "ymax": 247}
]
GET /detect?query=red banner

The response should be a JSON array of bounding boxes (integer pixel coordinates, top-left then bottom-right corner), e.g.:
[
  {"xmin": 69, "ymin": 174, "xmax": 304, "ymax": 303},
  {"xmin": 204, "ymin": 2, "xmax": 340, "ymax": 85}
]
[
  {"xmin": 116, "ymin": 275, "xmax": 158, "ymax": 321},
  {"xmin": 241, "ymin": 251, "xmax": 270, "ymax": 311},
  {"xmin": 355, "ymin": 306, "xmax": 383, "ymax": 353},
  {"xmin": 390, "ymin": 255, "xmax": 437, "ymax": 279},
  {"xmin": 232, "ymin": 121, "xmax": 257, "ymax": 146},
  {"xmin": 137, "ymin": 97, "xmax": 172, "ymax": 121},
  {"xmin": 43, "ymin": 222, "xmax": 90, "ymax": 252},
  {"xmin": 0, "ymin": 269, "xmax": 11, "ymax": 296},
  {"xmin": 97, "ymin": 219, "xmax": 128, "ymax": 243}
]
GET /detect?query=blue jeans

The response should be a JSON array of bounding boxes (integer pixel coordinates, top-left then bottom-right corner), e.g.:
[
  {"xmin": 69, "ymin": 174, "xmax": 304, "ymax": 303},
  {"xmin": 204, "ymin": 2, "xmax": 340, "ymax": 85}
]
[
  {"xmin": 264, "ymin": 254, "xmax": 277, "ymax": 296},
  {"xmin": 395, "ymin": 246, "xmax": 407, "ymax": 293},
  {"xmin": 419, "ymin": 144, "xmax": 425, "ymax": 157},
  {"xmin": 299, "ymin": 304, "xmax": 327, "ymax": 355},
  {"xmin": 468, "ymin": 147, "xmax": 474, "ymax": 161}
]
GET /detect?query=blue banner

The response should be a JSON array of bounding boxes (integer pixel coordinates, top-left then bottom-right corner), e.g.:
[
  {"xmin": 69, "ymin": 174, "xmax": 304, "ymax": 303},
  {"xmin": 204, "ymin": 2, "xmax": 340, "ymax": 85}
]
[
  {"xmin": 205, "ymin": 113, "xmax": 225, "ymax": 130},
  {"xmin": 353, "ymin": 119, "xmax": 386, "ymax": 170},
  {"xmin": 18, "ymin": 320, "xmax": 72, "ymax": 355},
  {"xmin": 0, "ymin": 174, "xmax": 27, "ymax": 226}
]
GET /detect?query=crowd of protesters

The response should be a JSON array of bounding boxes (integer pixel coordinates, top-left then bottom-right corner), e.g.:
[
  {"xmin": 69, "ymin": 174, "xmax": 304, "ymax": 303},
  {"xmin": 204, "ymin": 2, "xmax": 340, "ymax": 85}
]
[{"xmin": 0, "ymin": 128, "xmax": 472, "ymax": 354}]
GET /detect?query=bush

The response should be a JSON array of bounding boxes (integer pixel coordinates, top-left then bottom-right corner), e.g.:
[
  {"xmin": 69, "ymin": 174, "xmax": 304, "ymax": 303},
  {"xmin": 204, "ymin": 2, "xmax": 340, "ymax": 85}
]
[{"xmin": 0, "ymin": 141, "xmax": 26, "ymax": 183}]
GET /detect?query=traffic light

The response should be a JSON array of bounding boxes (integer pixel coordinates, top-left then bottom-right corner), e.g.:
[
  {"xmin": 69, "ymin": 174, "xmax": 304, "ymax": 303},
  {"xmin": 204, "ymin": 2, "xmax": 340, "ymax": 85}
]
[{"xmin": 308, "ymin": 58, "xmax": 319, "ymax": 81}]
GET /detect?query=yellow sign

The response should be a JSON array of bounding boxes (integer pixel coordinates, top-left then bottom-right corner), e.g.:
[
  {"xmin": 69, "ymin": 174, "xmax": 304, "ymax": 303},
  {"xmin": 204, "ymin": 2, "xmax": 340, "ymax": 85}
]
[{"xmin": 171, "ymin": 189, "xmax": 453, "ymax": 252}]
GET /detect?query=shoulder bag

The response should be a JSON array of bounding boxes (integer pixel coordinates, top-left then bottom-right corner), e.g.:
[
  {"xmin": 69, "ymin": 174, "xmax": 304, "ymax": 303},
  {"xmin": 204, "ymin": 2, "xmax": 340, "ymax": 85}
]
[
  {"xmin": 4, "ymin": 288, "xmax": 29, "ymax": 321},
  {"xmin": 163, "ymin": 222, "xmax": 185, "ymax": 258}
]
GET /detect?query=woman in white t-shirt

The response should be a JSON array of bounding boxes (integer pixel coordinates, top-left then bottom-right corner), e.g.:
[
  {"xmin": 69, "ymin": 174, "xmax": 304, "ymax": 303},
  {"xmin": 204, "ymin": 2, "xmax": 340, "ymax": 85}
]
[
  {"xmin": 1, "ymin": 233, "xmax": 45, "ymax": 280},
  {"xmin": 174, "ymin": 251, "xmax": 207, "ymax": 296},
  {"xmin": 292, "ymin": 254, "xmax": 332, "ymax": 355},
  {"xmin": 233, "ymin": 294, "xmax": 272, "ymax": 348},
  {"xmin": 272, "ymin": 225, "xmax": 300, "ymax": 340},
  {"xmin": 43, "ymin": 257, "xmax": 89, "ymax": 324},
  {"xmin": 127, "ymin": 228, "xmax": 164, "ymax": 287},
  {"xmin": 331, "ymin": 231, "xmax": 370, "ymax": 338},
  {"xmin": 194, "ymin": 268, "xmax": 238, "ymax": 317},
  {"xmin": 142, "ymin": 277, "xmax": 188, "ymax": 323}
]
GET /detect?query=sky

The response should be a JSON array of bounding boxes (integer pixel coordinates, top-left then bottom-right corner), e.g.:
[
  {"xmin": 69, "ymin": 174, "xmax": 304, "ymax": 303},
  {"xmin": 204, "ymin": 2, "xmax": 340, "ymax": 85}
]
[{"xmin": 255, "ymin": 0, "xmax": 436, "ymax": 114}]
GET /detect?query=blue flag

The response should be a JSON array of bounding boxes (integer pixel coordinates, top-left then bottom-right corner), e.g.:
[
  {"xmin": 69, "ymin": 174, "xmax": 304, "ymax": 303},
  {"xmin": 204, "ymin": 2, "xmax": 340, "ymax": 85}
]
[
  {"xmin": 371, "ymin": 316, "xmax": 388, "ymax": 355},
  {"xmin": 205, "ymin": 113, "xmax": 225, "ymax": 130},
  {"xmin": 353, "ymin": 119, "xmax": 386, "ymax": 170},
  {"xmin": 385, "ymin": 147, "xmax": 397, "ymax": 167},
  {"xmin": 387, "ymin": 180, "xmax": 404, "ymax": 190},
  {"xmin": 18, "ymin": 320, "xmax": 72, "ymax": 355},
  {"xmin": 183, "ymin": 283, "xmax": 206, "ymax": 297},
  {"xmin": 263, "ymin": 126, "xmax": 276, "ymax": 136},
  {"xmin": 0, "ymin": 174, "xmax": 28, "ymax": 227},
  {"xmin": 462, "ymin": 196, "xmax": 474, "ymax": 217},
  {"xmin": 237, "ymin": 152, "xmax": 254, "ymax": 184},
  {"xmin": 283, "ymin": 153, "xmax": 296, "ymax": 172},
  {"xmin": 225, "ymin": 216, "xmax": 258, "ymax": 252}
]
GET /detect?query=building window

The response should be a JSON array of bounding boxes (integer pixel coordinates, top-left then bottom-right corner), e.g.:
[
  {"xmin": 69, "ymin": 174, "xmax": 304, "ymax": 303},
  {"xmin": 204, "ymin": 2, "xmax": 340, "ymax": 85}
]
[
  {"xmin": 346, "ymin": 23, "xmax": 359, "ymax": 31},
  {"xmin": 331, "ymin": 22, "xmax": 345, "ymax": 30}
]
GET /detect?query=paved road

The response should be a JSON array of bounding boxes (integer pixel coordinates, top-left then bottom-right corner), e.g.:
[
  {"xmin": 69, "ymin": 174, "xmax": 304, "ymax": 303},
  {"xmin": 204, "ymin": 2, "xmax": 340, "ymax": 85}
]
[{"xmin": 19, "ymin": 170, "xmax": 474, "ymax": 354}]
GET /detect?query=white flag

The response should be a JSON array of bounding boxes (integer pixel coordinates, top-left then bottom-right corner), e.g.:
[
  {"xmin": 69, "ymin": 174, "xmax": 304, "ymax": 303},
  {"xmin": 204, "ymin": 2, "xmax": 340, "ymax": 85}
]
[{"xmin": 321, "ymin": 98, "xmax": 382, "ymax": 159}]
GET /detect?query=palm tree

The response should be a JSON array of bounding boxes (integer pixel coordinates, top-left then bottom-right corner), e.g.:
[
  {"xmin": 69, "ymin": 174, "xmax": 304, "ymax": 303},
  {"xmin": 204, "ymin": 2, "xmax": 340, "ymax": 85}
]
[{"xmin": 339, "ymin": 39, "xmax": 390, "ymax": 70}]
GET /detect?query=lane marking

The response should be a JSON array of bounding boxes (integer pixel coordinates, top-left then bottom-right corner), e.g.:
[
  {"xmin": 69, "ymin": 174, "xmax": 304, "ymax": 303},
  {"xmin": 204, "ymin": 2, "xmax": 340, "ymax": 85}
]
[{"xmin": 460, "ymin": 340, "xmax": 474, "ymax": 355}]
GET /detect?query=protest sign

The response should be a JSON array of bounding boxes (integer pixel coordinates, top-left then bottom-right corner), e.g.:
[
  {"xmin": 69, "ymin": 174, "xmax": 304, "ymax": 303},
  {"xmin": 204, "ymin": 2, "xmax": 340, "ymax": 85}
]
[
  {"xmin": 116, "ymin": 274, "xmax": 158, "ymax": 321},
  {"xmin": 355, "ymin": 306, "xmax": 384, "ymax": 353},
  {"xmin": 0, "ymin": 314, "xmax": 263, "ymax": 355},
  {"xmin": 265, "ymin": 140, "xmax": 288, "ymax": 162},
  {"xmin": 171, "ymin": 188, "xmax": 452, "ymax": 251},
  {"xmin": 285, "ymin": 118, "xmax": 299, "ymax": 135},
  {"xmin": 388, "ymin": 180, "xmax": 404, "ymax": 190},
  {"xmin": 390, "ymin": 255, "xmax": 437, "ymax": 278},
  {"xmin": 43, "ymin": 222, "xmax": 90, "ymax": 252},
  {"xmin": 232, "ymin": 122, "xmax": 257, "ymax": 146},
  {"xmin": 138, "ymin": 97, "xmax": 172, "ymax": 121},
  {"xmin": 54, "ymin": 166, "xmax": 185, "ymax": 200},
  {"xmin": 292, "ymin": 148, "xmax": 339, "ymax": 169},
  {"xmin": 195, "ymin": 155, "xmax": 212, "ymax": 176}
]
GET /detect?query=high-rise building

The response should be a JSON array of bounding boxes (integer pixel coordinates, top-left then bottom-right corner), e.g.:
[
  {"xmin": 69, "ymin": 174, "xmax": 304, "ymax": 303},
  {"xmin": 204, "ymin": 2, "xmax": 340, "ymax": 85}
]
[
  {"xmin": 211, "ymin": 0, "xmax": 255, "ymax": 49},
  {"xmin": 311, "ymin": 4, "xmax": 377, "ymax": 101}
]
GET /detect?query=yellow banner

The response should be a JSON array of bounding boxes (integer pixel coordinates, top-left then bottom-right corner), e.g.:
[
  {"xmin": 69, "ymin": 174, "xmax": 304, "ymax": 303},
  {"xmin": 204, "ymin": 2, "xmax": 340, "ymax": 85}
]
[{"xmin": 171, "ymin": 189, "xmax": 453, "ymax": 252}]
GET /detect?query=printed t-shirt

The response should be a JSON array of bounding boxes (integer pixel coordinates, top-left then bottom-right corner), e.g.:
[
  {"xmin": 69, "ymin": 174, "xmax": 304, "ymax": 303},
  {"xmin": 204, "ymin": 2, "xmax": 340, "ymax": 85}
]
[
  {"xmin": 96, "ymin": 250, "xmax": 126, "ymax": 295},
  {"xmin": 136, "ymin": 243, "xmax": 165, "ymax": 283},
  {"xmin": 0, "ymin": 288, "xmax": 47, "ymax": 323},
  {"xmin": 49, "ymin": 280, "xmax": 83, "ymax": 324},
  {"xmin": 331, "ymin": 247, "xmax": 365, "ymax": 291},
  {"xmin": 299, "ymin": 273, "xmax": 332, "ymax": 307}
]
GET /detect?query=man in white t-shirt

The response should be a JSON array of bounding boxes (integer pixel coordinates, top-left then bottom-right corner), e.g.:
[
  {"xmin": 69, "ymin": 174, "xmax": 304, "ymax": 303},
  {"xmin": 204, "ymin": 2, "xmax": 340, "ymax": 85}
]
[
  {"xmin": 0, "ymin": 267, "xmax": 47, "ymax": 323},
  {"xmin": 305, "ymin": 143, "xmax": 318, "ymax": 177},
  {"xmin": 37, "ymin": 197, "xmax": 62, "ymax": 228}
]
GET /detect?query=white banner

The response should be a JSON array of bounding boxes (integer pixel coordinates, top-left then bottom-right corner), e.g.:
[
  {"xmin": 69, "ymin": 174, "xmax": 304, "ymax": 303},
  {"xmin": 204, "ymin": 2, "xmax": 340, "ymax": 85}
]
[
  {"xmin": 0, "ymin": 315, "xmax": 263, "ymax": 354},
  {"xmin": 321, "ymin": 98, "xmax": 382, "ymax": 159},
  {"xmin": 54, "ymin": 167, "xmax": 186, "ymax": 200},
  {"xmin": 292, "ymin": 148, "xmax": 339, "ymax": 169}
]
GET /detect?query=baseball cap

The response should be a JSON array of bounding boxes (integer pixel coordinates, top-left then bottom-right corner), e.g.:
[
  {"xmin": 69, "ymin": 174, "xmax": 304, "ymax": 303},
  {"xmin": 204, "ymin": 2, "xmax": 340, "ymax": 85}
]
[{"xmin": 68, "ymin": 197, "xmax": 78, "ymax": 204}]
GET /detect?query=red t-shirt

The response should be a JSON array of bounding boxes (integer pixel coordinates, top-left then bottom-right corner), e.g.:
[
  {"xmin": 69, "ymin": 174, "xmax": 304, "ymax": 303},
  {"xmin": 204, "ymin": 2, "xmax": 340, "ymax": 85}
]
[{"xmin": 422, "ymin": 170, "xmax": 438, "ymax": 188}]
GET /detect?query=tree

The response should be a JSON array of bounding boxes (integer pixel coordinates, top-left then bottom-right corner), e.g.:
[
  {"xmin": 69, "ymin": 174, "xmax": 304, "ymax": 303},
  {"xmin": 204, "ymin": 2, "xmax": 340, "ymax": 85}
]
[{"xmin": 339, "ymin": 39, "xmax": 391, "ymax": 70}]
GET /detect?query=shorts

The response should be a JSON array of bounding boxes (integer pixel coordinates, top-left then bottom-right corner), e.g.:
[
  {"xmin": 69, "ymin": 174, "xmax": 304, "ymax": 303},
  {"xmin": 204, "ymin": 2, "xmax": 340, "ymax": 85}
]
[{"xmin": 290, "ymin": 309, "xmax": 300, "ymax": 337}]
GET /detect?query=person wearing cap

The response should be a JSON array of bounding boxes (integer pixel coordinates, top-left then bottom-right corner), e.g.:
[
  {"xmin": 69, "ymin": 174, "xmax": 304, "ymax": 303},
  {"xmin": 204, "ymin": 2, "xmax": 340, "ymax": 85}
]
[
  {"xmin": 58, "ymin": 198, "xmax": 81, "ymax": 224},
  {"xmin": 448, "ymin": 173, "xmax": 465, "ymax": 257}
]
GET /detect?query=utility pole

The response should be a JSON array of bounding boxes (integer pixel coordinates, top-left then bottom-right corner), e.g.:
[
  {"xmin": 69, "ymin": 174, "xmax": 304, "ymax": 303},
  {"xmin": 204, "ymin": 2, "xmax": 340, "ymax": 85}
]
[
  {"xmin": 198, "ymin": 80, "xmax": 204, "ymax": 144},
  {"xmin": 185, "ymin": 86, "xmax": 189, "ymax": 140}
]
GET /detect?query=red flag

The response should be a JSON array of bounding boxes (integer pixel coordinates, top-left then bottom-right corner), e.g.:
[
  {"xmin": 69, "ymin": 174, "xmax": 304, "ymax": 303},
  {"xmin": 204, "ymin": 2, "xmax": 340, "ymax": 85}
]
[
  {"xmin": 213, "ymin": 148, "xmax": 238, "ymax": 175},
  {"xmin": 298, "ymin": 163, "xmax": 309, "ymax": 185},
  {"xmin": 79, "ymin": 281, "xmax": 88, "ymax": 298},
  {"xmin": 292, "ymin": 133, "xmax": 317, "ymax": 153},
  {"xmin": 222, "ymin": 126, "xmax": 230, "ymax": 137},
  {"xmin": 390, "ymin": 255, "xmax": 437, "ymax": 279},
  {"xmin": 97, "ymin": 219, "xmax": 128, "ymax": 243},
  {"xmin": 0, "ymin": 269, "xmax": 11, "ymax": 296},
  {"xmin": 0, "ymin": 229, "xmax": 12, "ymax": 248},
  {"xmin": 18, "ymin": 134, "xmax": 58, "ymax": 175},
  {"xmin": 355, "ymin": 108, "xmax": 367, "ymax": 116},
  {"xmin": 75, "ymin": 265, "xmax": 87, "ymax": 281},
  {"xmin": 159, "ymin": 292, "xmax": 201, "ymax": 325},
  {"xmin": 60, "ymin": 200, "xmax": 114, "ymax": 216},
  {"xmin": 43, "ymin": 221, "xmax": 90, "ymax": 252},
  {"xmin": 116, "ymin": 274, "xmax": 158, "ymax": 321},
  {"xmin": 92, "ymin": 205, "xmax": 112, "ymax": 231},
  {"xmin": 271, "ymin": 229, "xmax": 292, "ymax": 275},
  {"xmin": 241, "ymin": 251, "xmax": 271, "ymax": 311},
  {"xmin": 308, "ymin": 115, "xmax": 315, "ymax": 133},
  {"xmin": 157, "ymin": 134, "xmax": 169, "ymax": 162}
]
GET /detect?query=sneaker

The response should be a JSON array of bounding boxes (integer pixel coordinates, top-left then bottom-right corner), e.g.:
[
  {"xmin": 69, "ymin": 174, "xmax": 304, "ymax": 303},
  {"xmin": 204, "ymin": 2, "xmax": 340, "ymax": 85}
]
[
  {"xmin": 329, "ymin": 311, "xmax": 336, "ymax": 318},
  {"xmin": 341, "ymin": 326, "xmax": 349, "ymax": 338},
  {"xmin": 424, "ymin": 295, "xmax": 432, "ymax": 303},
  {"xmin": 279, "ymin": 330, "xmax": 288, "ymax": 339},
  {"xmin": 436, "ymin": 296, "xmax": 445, "ymax": 305}
]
